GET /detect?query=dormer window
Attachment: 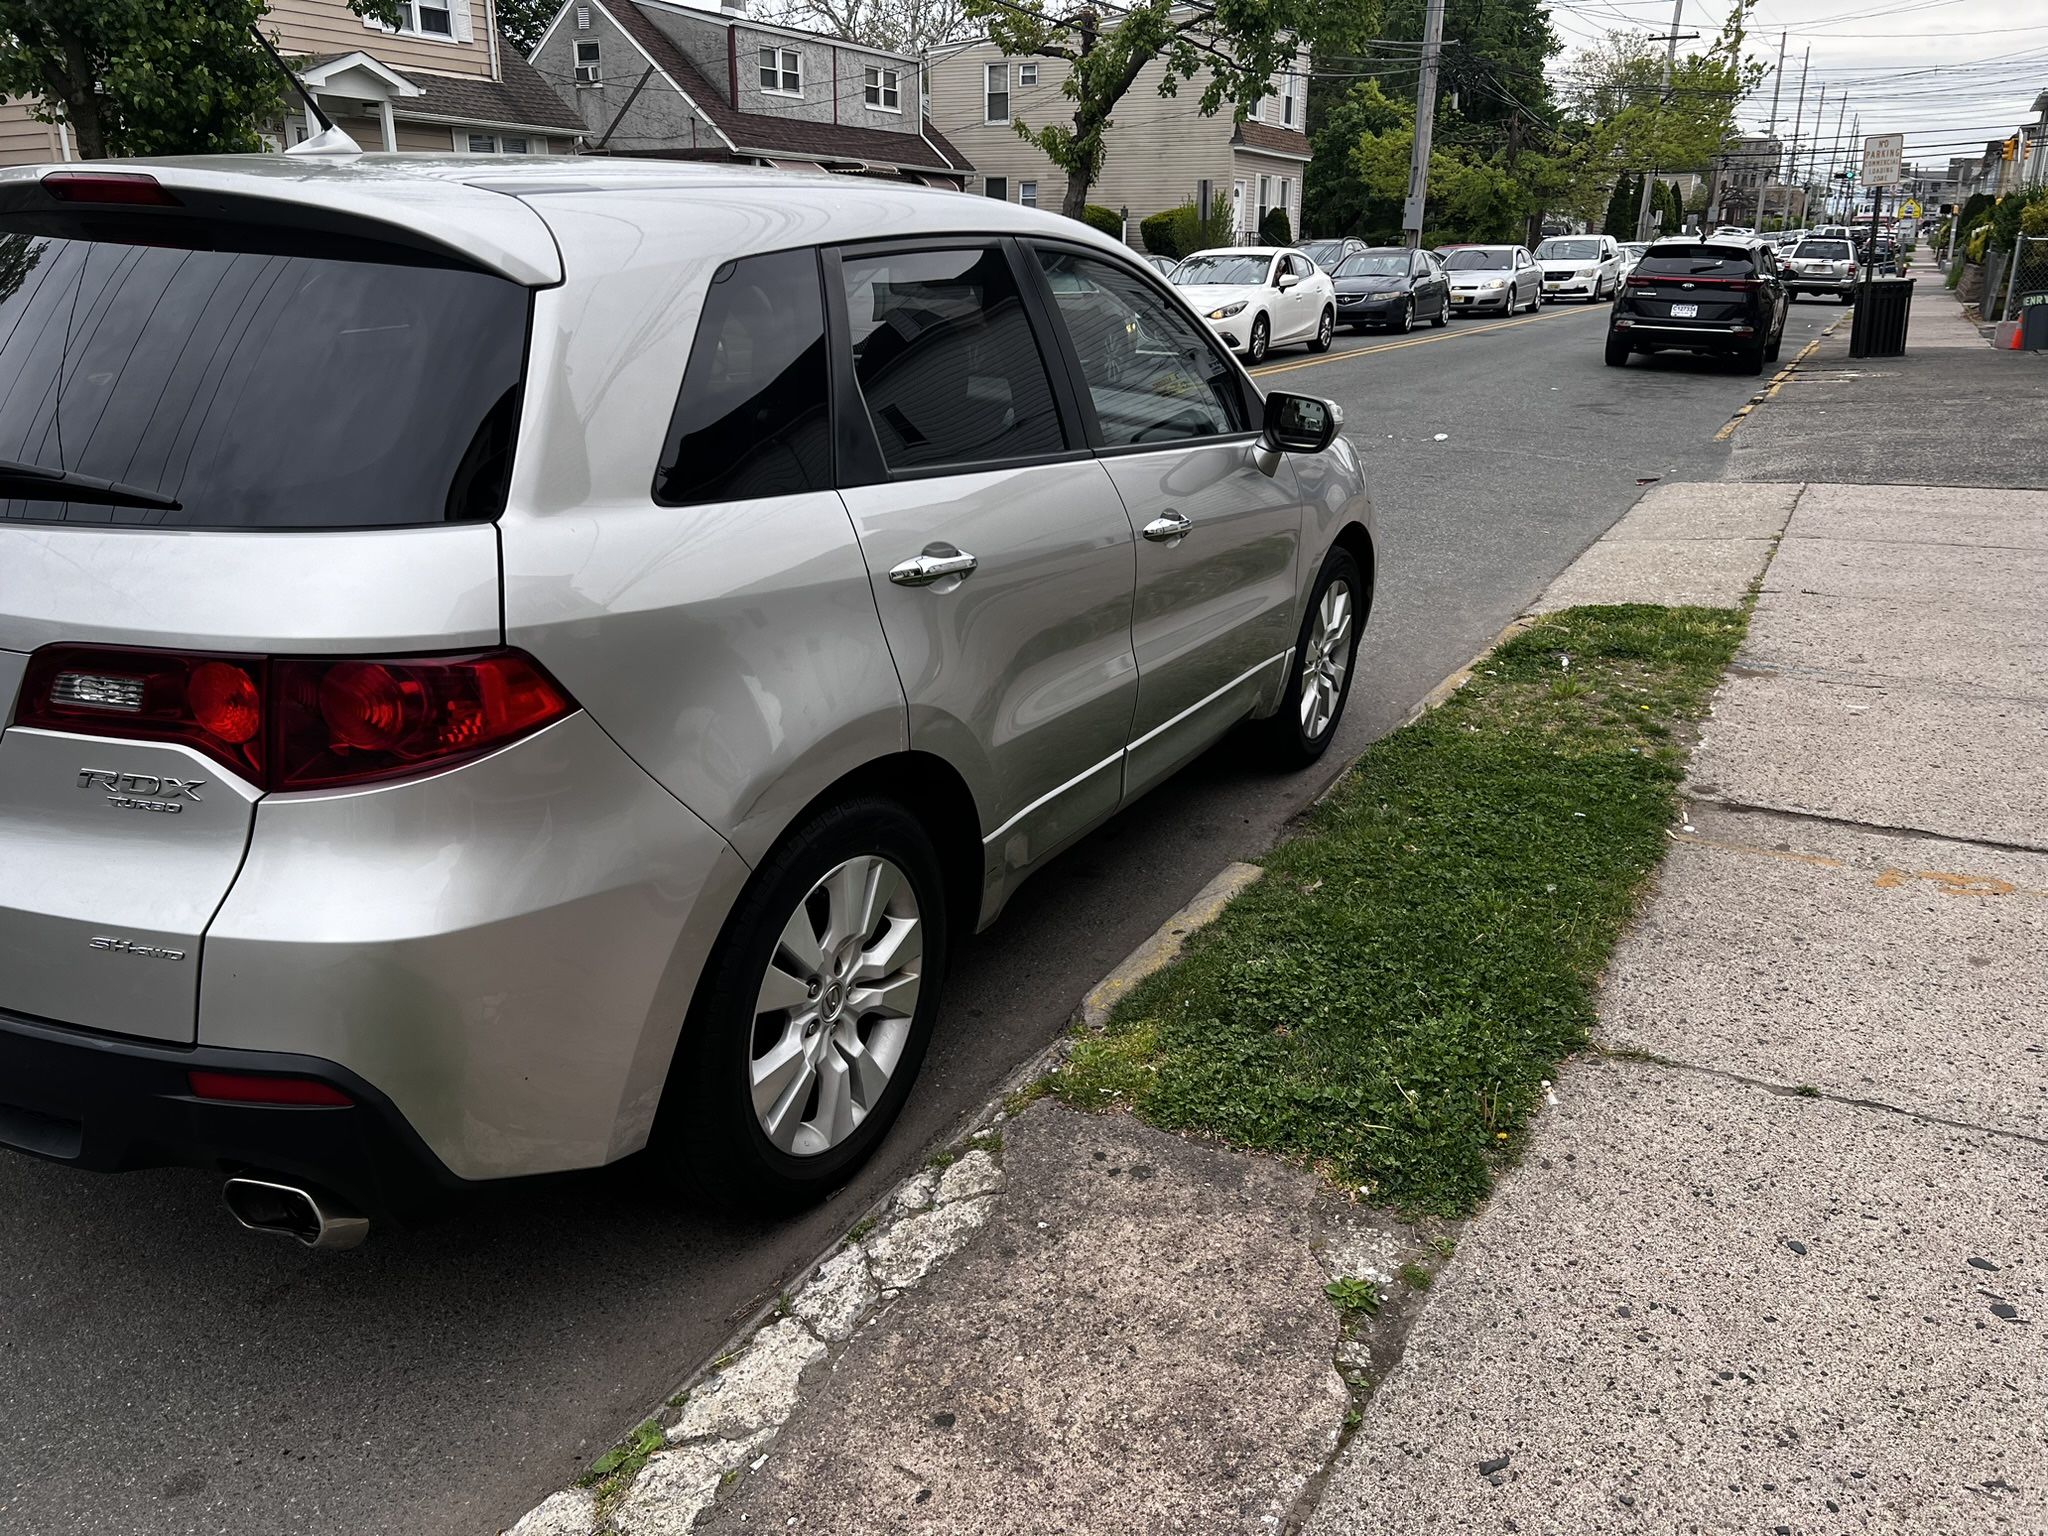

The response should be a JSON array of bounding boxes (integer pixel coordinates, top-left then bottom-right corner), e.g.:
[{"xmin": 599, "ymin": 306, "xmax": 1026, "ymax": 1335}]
[{"xmin": 760, "ymin": 47, "xmax": 801, "ymax": 94}]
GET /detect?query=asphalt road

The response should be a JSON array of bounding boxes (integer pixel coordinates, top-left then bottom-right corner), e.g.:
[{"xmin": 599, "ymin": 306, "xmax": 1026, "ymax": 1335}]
[{"xmin": 0, "ymin": 294, "xmax": 1842, "ymax": 1536}]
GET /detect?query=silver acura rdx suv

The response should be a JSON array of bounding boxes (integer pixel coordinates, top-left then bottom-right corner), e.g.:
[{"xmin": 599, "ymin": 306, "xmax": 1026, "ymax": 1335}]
[{"xmin": 0, "ymin": 157, "xmax": 1375, "ymax": 1246}]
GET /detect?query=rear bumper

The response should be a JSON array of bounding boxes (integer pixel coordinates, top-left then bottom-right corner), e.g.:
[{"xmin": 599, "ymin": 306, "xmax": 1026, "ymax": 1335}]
[
  {"xmin": 0, "ymin": 1006, "xmax": 469, "ymax": 1222},
  {"xmin": 1612, "ymin": 317, "xmax": 1757, "ymax": 352}
]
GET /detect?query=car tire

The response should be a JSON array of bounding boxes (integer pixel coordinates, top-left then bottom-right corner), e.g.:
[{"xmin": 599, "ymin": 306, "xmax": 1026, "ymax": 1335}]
[
  {"xmin": 1765, "ymin": 327, "xmax": 1783, "ymax": 364},
  {"xmin": 1433, "ymin": 296, "xmax": 1450, "ymax": 327},
  {"xmin": 1394, "ymin": 298, "xmax": 1413, "ymax": 333},
  {"xmin": 1247, "ymin": 314, "xmax": 1270, "ymax": 364},
  {"xmin": 1261, "ymin": 544, "xmax": 1365, "ymax": 768},
  {"xmin": 1604, "ymin": 333, "xmax": 1631, "ymax": 367},
  {"xmin": 1310, "ymin": 306, "xmax": 1335, "ymax": 352},
  {"xmin": 647, "ymin": 797, "xmax": 949, "ymax": 1213},
  {"xmin": 1739, "ymin": 341, "xmax": 1767, "ymax": 375}
]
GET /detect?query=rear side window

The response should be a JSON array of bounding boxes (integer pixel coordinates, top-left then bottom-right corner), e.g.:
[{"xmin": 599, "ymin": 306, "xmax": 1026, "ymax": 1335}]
[
  {"xmin": 655, "ymin": 248, "xmax": 831, "ymax": 506},
  {"xmin": 0, "ymin": 231, "xmax": 526, "ymax": 528},
  {"xmin": 1636, "ymin": 245, "xmax": 1756, "ymax": 278},
  {"xmin": 837, "ymin": 245, "xmax": 1067, "ymax": 473}
]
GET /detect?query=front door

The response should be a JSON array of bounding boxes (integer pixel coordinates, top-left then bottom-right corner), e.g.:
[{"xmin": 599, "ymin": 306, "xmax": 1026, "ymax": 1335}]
[
  {"xmin": 828, "ymin": 241, "xmax": 1139, "ymax": 885},
  {"xmin": 1027, "ymin": 246, "xmax": 1301, "ymax": 797}
]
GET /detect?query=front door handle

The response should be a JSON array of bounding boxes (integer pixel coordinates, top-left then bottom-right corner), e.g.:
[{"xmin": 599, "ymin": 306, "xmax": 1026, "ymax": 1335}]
[
  {"xmin": 1142, "ymin": 511, "xmax": 1193, "ymax": 544},
  {"xmin": 888, "ymin": 544, "xmax": 978, "ymax": 587}
]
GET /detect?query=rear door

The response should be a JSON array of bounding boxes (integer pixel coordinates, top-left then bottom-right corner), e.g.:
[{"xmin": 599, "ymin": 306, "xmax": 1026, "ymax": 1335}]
[
  {"xmin": 1026, "ymin": 244, "xmax": 1299, "ymax": 797},
  {"xmin": 827, "ymin": 239, "xmax": 1139, "ymax": 878},
  {"xmin": 0, "ymin": 203, "xmax": 524, "ymax": 1042}
]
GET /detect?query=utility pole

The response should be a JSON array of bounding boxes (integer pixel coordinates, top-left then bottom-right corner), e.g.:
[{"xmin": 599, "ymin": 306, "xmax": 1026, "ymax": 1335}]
[
  {"xmin": 1788, "ymin": 48, "xmax": 1810, "ymax": 224},
  {"xmin": 1636, "ymin": 0, "xmax": 1685, "ymax": 242},
  {"xmin": 1825, "ymin": 101, "xmax": 1850, "ymax": 220},
  {"xmin": 1401, "ymin": 0, "xmax": 1447, "ymax": 249},
  {"xmin": 1761, "ymin": 32, "xmax": 1787, "ymax": 227}
]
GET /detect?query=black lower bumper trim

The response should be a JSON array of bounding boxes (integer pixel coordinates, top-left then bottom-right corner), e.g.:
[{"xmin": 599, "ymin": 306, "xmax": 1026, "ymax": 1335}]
[{"xmin": 0, "ymin": 1008, "xmax": 475, "ymax": 1224}]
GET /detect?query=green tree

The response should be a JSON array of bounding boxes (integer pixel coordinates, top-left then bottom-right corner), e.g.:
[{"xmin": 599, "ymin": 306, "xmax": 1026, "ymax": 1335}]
[
  {"xmin": 1663, "ymin": 177, "xmax": 1683, "ymax": 233},
  {"xmin": 1304, "ymin": 78, "xmax": 1407, "ymax": 238},
  {"xmin": 0, "ymin": 0, "xmax": 401, "ymax": 159},
  {"xmin": 966, "ymin": 0, "xmax": 1316, "ymax": 221},
  {"xmin": 499, "ymin": 0, "xmax": 559, "ymax": 53},
  {"xmin": 1602, "ymin": 171, "xmax": 1636, "ymax": 238}
]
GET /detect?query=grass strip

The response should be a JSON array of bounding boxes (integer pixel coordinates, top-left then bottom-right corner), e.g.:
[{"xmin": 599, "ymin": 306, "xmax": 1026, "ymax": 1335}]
[{"xmin": 1054, "ymin": 603, "xmax": 1746, "ymax": 1217}]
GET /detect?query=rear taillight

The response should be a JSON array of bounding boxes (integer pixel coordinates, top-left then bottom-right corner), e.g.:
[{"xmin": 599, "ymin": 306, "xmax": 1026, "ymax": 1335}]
[{"xmin": 16, "ymin": 644, "xmax": 574, "ymax": 790}]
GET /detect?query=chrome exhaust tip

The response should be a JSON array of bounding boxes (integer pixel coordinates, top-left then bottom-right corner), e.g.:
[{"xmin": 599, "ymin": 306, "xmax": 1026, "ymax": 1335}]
[{"xmin": 222, "ymin": 1176, "xmax": 370, "ymax": 1251}]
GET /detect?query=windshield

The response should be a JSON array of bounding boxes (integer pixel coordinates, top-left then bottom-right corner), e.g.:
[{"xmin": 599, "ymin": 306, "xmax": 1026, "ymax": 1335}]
[
  {"xmin": 1636, "ymin": 245, "xmax": 1756, "ymax": 278},
  {"xmin": 1299, "ymin": 242, "xmax": 1346, "ymax": 266},
  {"xmin": 1173, "ymin": 254, "xmax": 1270, "ymax": 286},
  {"xmin": 1335, "ymin": 253, "xmax": 1409, "ymax": 278},
  {"xmin": 1621, "ymin": 244, "xmax": 1648, "ymax": 258},
  {"xmin": 1795, "ymin": 240, "xmax": 1853, "ymax": 260},
  {"xmin": 1444, "ymin": 249, "xmax": 1513, "ymax": 271},
  {"xmin": 0, "ymin": 229, "xmax": 526, "ymax": 529},
  {"xmin": 1536, "ymin": 239, "xmax": 1601, "ymax": 261}
]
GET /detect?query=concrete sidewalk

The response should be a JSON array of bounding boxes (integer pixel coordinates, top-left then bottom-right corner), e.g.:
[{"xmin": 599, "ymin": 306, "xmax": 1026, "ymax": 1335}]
[{"xmin": 1307, "ymin": 480, "xmax": 2048, "ymax": 1534}]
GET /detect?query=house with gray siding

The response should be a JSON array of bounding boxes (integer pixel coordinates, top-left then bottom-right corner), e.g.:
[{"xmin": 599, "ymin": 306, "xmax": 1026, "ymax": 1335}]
[
  {"xmin": 530, "ymin": 0, "xmax": 969, "ymax": 184},
  {"xmin": 926, "ymin": 35, "xmax": 1311, "ymax": 249}
]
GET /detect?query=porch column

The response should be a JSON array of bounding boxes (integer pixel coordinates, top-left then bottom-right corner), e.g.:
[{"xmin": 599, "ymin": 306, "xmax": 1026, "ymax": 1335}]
[{"xmin": 378, "ymin": 98, "xmax": 397, "ymax": 152}]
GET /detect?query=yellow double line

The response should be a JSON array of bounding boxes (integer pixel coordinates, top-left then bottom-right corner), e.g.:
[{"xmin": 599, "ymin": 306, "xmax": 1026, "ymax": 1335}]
[{"xmin": 1250, "ymin": 302, "xmax": 1603, "ymax": 379}]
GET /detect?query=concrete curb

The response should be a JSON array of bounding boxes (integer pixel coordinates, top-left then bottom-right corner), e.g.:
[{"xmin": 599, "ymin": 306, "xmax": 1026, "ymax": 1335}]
[{"xmin": 1076, "ymin": 860, "xmax": 1264, "ymax": 1029}]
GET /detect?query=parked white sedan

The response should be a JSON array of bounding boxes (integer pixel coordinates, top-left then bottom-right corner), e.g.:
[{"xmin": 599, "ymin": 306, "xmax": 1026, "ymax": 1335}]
[{"xmin": 1172, "ymin": 247, "xmax": 1336, "ymax": 364}]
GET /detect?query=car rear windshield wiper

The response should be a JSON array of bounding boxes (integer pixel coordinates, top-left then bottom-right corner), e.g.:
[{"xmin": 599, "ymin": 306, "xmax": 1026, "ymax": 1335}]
[{"xmin": 0, "ymin": 458, "xmax": 181, "ymax": 511}]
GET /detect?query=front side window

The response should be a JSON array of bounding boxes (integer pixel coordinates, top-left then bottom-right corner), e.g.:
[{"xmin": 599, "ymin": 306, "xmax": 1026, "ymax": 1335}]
[
  {"xmin": 0, "ymin": 230, "xmax": 527, "ymax": 528},
  {"xmin": 837, "ymin": 245, "xmax": 1066, "ymax": 473},
  {"xmin": 1035, "ymin": 249, "xmax": 1244, "ymax": 448},
  {"xmin": 864, "ymin": 66, "xmax": 900, "ymax": 110},
  {"xmin": 985, "ymin": 63, "xmax": 1010, "ymax": 123},
  {"xmin": 656, "ymin": 248, "xmax": 829, "ymax": 506},
  {"xmin": 760, "ymin": 47, "xmax": 801, "ymax": 93}
]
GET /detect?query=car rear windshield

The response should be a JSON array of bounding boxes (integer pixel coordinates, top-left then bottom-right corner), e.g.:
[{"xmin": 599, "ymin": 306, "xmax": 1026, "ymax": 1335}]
[
  {"xmin": 1443, "ymin": 249, "xmax": 1513, "ymax": 270},
  {"xmin": 1635, "ymin": 245, "xmax": 1756, "ymax": 278},
  {"xmin": 1795, "ymin": 240, "xmax": 1853, "ymax": 259},
  {"xmin": 0, "ymin": 229, "xmax": 528, "ymax": 528}
]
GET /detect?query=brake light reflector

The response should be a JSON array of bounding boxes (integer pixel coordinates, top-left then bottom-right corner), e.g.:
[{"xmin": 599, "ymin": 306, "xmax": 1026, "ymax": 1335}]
[
  {"xmin": 188, "ymin": 1071, "xmax": 353, "ymax": 1107},
  {"xmin": 16, "ymin": 644, "xmax": 574, "ymax": 790},
  {"xmin": 42, "ymin": 171, "xmax": 181, "ymax": 207}
]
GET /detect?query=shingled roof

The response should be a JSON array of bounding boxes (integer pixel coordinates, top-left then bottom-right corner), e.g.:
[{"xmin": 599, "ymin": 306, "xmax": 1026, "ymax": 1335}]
[
  {"xmin": 602, "ymin": 0, "xmax": 967, "ymax": 174},
  {"xmin": 400, "ymin": 49, "xmax": 586, "ymax": 135},
  {"xmin": 1233, "ymin": 120, "xmax": 1311, "ymax": 160}
]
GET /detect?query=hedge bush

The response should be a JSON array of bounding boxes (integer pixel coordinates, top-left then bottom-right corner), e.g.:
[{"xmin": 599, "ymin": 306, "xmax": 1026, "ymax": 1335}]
[
  {"xmin": 1082, "ymin": 204, "xmax": 1123, "ymax": 239},
  {"xmin": 1258, "ymin": 207, "xmax": 1293, "ymax": 247}
]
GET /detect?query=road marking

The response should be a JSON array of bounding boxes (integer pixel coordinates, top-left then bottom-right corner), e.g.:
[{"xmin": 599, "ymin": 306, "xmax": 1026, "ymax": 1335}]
[{"xmin": 1249, "ymin": 304, "xmax": 1602, "ymax": 378}]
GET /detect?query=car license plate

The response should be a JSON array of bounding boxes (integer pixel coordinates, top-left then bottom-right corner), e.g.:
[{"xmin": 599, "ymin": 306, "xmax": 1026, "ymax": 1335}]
[{"xmin": 1670, "ymin": 302, "xmax": 1699, "ymax": 318}]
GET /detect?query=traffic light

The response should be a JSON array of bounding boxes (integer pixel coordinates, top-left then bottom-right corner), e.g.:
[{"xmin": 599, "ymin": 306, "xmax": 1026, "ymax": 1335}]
[{"xmin": 2004, "ymin": 136, "xmax": 2019, "ymax": 161}]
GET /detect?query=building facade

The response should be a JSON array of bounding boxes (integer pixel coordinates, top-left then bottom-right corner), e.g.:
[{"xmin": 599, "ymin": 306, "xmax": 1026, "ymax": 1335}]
[
  {"xmin": 529, "ymin": 0, "xmax": 969, "ymax": 184},
  {"xmin": 925, "ymin": 38, "xmax": 1311, "ymax": 247},
  {"xmin": 1711, "ymin": 134, "xmax": 1783, "ymax": 226},
  {"xmin": 0, "ymin": 0, "xmax": 584, "ymax": 165}
]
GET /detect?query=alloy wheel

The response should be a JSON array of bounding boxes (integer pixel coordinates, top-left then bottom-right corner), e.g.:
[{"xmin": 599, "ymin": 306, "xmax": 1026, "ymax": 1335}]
[
  {"xmin": 1397, "ymin": 298, "xmax": 1413, "ymax": 332},
  {"xmin": 1248, "ymin": 316, "xmax": 1269, "ymax": 364},
  {"xmin": 749, "ymin": 855, "xmax": 921, "ymax": 1157},
  {"xmin": 1298, "ymin": 578, "xmax": 1354, "ymax": 741}
]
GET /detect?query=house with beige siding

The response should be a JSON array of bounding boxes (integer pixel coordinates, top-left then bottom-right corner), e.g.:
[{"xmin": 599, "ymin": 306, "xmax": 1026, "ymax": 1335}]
[
  {"xmin": 925, "ymin": 35, "xmax": 1311, "ymax": 249},
  {"xmin": 0, "ymin": 0, "xmax": 583, "ymax": 167},
  {"xmin": 528, "ymin": 0, "xmax": 969, "ymax": 184}
]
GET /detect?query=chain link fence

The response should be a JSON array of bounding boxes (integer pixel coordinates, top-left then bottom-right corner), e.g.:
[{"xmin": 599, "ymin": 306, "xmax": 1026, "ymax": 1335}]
[{"xmin": 1985, "ymin": 234, "xmax": 2048, "ymax": 322}]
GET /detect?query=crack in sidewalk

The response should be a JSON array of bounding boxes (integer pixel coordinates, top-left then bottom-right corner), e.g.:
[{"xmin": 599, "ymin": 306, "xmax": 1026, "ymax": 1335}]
[
  {"xmin": 1680, "ymin": 792, "xmax": 2048, "ymax": 860},
  {"xmin": 1596, "ymin": 1046, "xmax": 2048, "ymax": 1152}
]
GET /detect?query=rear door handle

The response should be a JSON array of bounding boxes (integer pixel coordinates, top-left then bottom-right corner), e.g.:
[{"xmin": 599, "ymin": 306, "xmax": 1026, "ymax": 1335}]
[
  {"xmin": 888, "ymin": 544, "xmax": 978, "ymax": 587},
  {"xmin": 1142, "ymin": 511, "xmax": 1192, "ymax": 544}
]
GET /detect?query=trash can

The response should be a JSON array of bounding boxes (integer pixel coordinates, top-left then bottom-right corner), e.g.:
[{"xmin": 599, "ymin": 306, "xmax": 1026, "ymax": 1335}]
[
  {"xmin": 2022, "ymin": 293, "xmax": 2048, "ymax": 352},
  {"xmin": 1849, "ymin": 277, "xmax": 1915, "ymax": 358}
]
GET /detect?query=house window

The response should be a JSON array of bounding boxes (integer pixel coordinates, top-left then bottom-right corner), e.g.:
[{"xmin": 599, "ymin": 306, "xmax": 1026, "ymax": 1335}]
[
  {"xmin": 1258, "ymin": 175, "xmax": 1272, "ymax": 222},
  {"xmin": 464, "ymin": 132, "xmax": 536, "ymax": 154},
  {"xmin": 985, "ymin": 62, "xmax": 1009, "ymax": 123},
  {"xmin": 409, "ymin": 0, "xmax": 453, "ymax": 36},
  {"xmin": 1020, "ymin": 180, "xmax": 1037, "ymax": 208},
  {"xmin": 984, "ymin": 176, "xmax": 1007, "ymax": 201},
  {"xmin": 501, "ymin": 136, "xmax": 530, "ymax": 154},
  {"xmin": 1282, "ymin": 70, "xmax": 1296, "ymax": 127},
  {"xmin": 575, "ymin": 39, "xmax": 601, "ymax": 83},
  {"xmin": 1018, "ymin": 63, "xmax": 1038, "ymax": 87},
  {"xmin": 760, "ymin": 47, "xmax": 801, "ymax": 94},
  {"xmin": 864, "ymin": 66, "xmax": 900, "ymax": 111}
]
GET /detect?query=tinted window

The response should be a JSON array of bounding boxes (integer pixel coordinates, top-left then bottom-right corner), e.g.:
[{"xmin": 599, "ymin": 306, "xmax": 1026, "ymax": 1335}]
[
  {"xmin": 839, "ymin": 245, "xmax": 1065, "ymax": 473},
  {"xmin": 656, "ymin": 248, "xmax": 829, "ymax": 506},
  {"xmin": 1636, "ymin": 245, "xmax": 1756, "ymax": 278},
  {"xmin": 1035, "ymin": 249, "xmax": 1244, "ymax": 448},
  {"xmin": 0, "ymin": 231, "xmax": 525, "ymax": 528}
]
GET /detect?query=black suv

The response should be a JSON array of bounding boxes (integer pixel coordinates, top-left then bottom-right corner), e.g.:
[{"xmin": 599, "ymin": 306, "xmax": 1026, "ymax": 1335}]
[{"xmin": 1605, "ymin": 236, "xmax": 1788, "ymax": 374}]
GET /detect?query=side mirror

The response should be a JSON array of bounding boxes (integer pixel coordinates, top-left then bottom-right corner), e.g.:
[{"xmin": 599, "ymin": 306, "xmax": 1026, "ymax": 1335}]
[
  {"xmin": 1261, "ymin": 391, "xmax": 1342, "ymax": 454},
  {"xmin": 1276, "ymin": 270, "xmax": 1299, "ymax": 290}
]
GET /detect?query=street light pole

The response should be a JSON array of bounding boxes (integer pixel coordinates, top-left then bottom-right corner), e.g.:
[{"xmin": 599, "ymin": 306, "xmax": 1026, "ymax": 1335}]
[
  {"xmin": 1401, "ymin": 0, "xmax": 1447, "ymax": 249},
  {"xmin": 1636, "ymin": 0, "xmax": 1685, "ymax": 242}
]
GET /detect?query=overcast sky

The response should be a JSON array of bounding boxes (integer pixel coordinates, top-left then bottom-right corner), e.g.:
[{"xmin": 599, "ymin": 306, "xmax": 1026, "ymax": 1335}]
[{"xmin": 1547, "ymin": 0, "xmax": 2046, "ymax": 171}]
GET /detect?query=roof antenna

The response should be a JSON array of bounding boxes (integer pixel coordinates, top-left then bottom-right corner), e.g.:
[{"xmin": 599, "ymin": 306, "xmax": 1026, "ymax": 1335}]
[{"xmin": 250, "ymin": 24, "xmax": 363, "ymax": 156}]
